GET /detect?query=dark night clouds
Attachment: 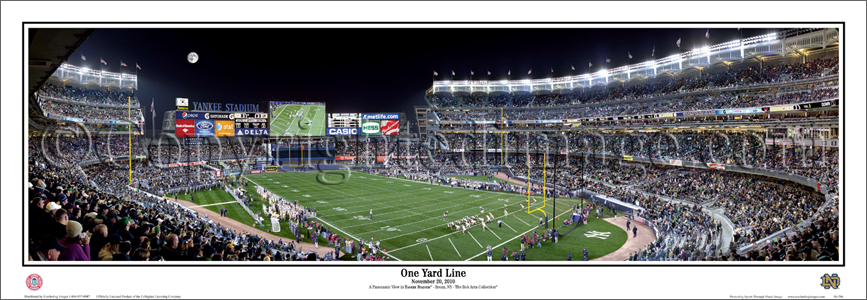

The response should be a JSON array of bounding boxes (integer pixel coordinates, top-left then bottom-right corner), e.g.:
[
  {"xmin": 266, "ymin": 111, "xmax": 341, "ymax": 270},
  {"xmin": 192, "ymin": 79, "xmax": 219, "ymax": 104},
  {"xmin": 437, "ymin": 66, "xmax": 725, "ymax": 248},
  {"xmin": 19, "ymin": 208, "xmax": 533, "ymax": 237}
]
[{"xmin": 69, "ymin": 27, "xmax": 783, "ymax": 135}]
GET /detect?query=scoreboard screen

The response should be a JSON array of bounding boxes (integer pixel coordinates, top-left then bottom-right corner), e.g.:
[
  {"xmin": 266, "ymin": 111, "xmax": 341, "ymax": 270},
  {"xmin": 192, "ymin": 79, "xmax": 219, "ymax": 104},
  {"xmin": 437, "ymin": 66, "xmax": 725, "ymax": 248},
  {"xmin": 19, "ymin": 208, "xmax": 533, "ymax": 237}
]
[
  {"xmin": 175, "ymin": 111, "xmax": 270, "ymax": 137},
  {"xmin": 328, "ymin": 113, "xmax": 361, "ymax": 128},
  {"xmin": 269, "ymin": 101, "xmax": 326, "ymax": 137},
  {"xmin": 233, "ymin": 112, "xmax": 271, "ymax": 136},
  {"xmin": 327, "ymin": 113, "xmax": 361, "ymax": 136}
]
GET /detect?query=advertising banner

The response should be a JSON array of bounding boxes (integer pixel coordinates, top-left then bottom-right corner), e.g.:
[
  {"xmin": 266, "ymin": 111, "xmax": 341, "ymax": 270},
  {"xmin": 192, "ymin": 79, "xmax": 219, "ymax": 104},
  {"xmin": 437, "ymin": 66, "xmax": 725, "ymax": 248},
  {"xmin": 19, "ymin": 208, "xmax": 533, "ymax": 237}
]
[
  {"xmin": 375, "ymin": 156, "xmax": 388, "ymax": 162},
  {"xmin": 195, "ymin": 120, "xmax": 215, "ymax": 137},
  {"xmin": 234, "ymin": 128, "xmax": 270, "ymax": 136},
  {"xmin": 176, "ymin": 120, "xmax": 195, "ymax": 137},
  {"xmin": 327, "ymin": 127, "xmax": 359, "ymax": 136},
  {"xmin": 176, "ymin": 111, "xmax": 203, "ymax": 120},
  {"xmin": 251, "ymin": 170, "xmax": 261, "ymax": 174},
  {"xmin": 770, "ymin": 105, "xmax": 795, "ymax": 112},
  {"xmin": 381, "ymin": 120, "xmax": 399, "ymax": 135},
  {"xmin": 669, "ymin": 159, "xmax": 683, "ymax": 166},
  {"xmin": 203, "ymin": 112, "xmax": 234, "ymax": 120},
  {"xmin": 61, "ymin": 116, "xmax": 85, "ymax": 123},
  {"xmin": 623, "ymin": 156, "xmax": 633, "ymax": 161},
  {"xmin": 166, "ymin": 161, "xmax": 205, "ymax": 168},
  {"xmin": 361, "ymin": 120, "xmax": 380, "ymax": 135},
  {"xmin": 679, "ymin": 110, "xmax": 715, "ymax": 117},
  {"xmin": 361, "ymin": 113, "xmax": 400, "ymax": 120},
  {"xmin": 707, "ymin": 163, "xmax": 726, "ymax": 170},
  {"xmin": 718, "ymin": 108, "xmax": 761, "ymax": 115},
  {"xmin": 264, "ymin": 166, "xmax": 279, "ymax": 172},
  {"xmin": 798, "ymin": 100, "xmax": 838, "ymax": 110},
  {"xmin": 335, "ymin": 156, "xmax": 356, "ymax": 161},
  {"xmin": 214, "ymin": 120, "xmax": 235, "ymax": 136}
]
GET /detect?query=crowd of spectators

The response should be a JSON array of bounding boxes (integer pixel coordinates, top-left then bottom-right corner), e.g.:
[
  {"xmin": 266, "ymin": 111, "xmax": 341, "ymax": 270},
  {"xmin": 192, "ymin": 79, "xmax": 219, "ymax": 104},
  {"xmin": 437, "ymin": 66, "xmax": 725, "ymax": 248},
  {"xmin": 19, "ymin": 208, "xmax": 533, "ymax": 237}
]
[
  {"xmin": 428, "ymin": 131, "xmax": 838, "ymax": 195},
  {"xmin": 40, "ymin": 101, "xmax": 144, "ymax": 123},
  {"xmin": 38, "ymin": 83, "xmax": 139, "ymax": 106},
  {"xmin": 428, "ymin": 58, "xmax": 838, "ymax": 109},
  {"xmin": 435, "ymin": 82, "xmax": 837, "ymax": 122},
  {"xmin": 147, "ymin": 141, "xmax": 268, "ymax": 164},
  {"xmin": 83, "ymin": 161, "xmax": 220, "ymax": 196},
  {"xmin": 30, "ymin": 136, "xmax": 145, "ymax": 169},
  {"xmin": 29, "ymin": 141, "xmax": 339, "ymax": 262}
]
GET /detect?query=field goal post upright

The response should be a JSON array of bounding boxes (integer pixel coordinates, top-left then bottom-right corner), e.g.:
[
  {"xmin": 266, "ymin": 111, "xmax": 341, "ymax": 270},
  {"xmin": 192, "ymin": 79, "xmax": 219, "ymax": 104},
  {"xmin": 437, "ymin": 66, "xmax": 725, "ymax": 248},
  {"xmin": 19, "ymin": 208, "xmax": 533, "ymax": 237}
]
[{"xmin": 285, "ymin": 137, "xmax": 305, "ymax": 167}]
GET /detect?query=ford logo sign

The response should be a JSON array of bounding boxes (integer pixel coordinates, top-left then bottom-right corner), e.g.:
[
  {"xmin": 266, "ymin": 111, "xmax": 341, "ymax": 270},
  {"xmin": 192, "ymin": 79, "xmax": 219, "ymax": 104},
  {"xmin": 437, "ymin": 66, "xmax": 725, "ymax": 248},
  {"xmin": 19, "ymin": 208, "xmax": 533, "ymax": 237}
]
[{"xmin": 196, "ymin": 122, "xmax": 214, "ymax": 130}]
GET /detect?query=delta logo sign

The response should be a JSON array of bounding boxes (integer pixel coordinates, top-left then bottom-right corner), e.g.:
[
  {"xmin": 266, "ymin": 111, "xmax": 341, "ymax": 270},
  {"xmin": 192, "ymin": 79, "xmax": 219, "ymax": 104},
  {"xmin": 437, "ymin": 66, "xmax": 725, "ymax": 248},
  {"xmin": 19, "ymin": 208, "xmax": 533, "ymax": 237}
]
[
  {"xmin": 380, "ymin": 120, "xmax": 399, "ymax": 135},
  {"xmin": 175, "ymin": 120, "xmax": 195, "ymax": 137},
  {"xmin": 235, "ymin": 128, "xmax": 270, "ymax": 136},
  {"xmin": 195, "ymin": 120, "xmax": 215, "ymax": 137}
]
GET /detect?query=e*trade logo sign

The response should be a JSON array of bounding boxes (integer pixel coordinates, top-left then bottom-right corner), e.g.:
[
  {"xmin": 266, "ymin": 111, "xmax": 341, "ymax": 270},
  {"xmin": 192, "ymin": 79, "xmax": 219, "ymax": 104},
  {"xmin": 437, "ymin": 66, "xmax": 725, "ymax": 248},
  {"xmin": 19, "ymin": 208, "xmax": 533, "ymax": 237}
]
[{"xmin": 361, "ymin": 120, "xmax": 380, "ymax": 135}]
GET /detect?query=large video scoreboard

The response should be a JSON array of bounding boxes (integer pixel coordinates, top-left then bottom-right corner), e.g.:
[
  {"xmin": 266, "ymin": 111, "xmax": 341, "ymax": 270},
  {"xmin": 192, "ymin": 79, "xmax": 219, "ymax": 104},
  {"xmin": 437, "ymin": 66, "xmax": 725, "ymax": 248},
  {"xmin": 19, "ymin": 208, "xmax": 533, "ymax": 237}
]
[{"xmin": 175, "ymin": 111, "xmax": 270, "ymax": 137}]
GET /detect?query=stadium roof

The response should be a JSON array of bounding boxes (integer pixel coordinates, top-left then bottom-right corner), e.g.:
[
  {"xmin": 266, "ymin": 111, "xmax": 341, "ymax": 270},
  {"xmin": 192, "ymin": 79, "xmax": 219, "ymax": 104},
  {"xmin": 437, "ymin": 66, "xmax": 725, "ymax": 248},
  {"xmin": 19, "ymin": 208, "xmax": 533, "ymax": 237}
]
[{"xmin": 28, "ymin": 29, "xmax": 93, "ymax": 97}]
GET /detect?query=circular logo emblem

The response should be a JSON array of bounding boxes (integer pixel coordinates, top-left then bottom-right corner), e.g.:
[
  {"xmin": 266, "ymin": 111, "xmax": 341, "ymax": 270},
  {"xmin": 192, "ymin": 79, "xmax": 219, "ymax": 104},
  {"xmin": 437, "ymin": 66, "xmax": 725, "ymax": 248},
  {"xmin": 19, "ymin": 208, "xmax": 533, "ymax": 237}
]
[
  {"xmin": 216, "ymin": 123, "xmax": 222, "ymax": 130},
  {"xmin": 187, "ymin": 52, "xmax": 199, "ymax": 64},
  {"xmin": 26, "ymin": 274, "xmax": 42, "ymax": 291}
]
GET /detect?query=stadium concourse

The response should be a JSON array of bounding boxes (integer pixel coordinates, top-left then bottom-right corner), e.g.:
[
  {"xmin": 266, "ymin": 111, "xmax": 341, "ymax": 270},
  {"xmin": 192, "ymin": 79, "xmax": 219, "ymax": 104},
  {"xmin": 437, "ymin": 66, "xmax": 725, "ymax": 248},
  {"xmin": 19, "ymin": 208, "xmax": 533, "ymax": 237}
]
[{"xmin": 26, "ymin": 28, "xmax": 839, "ymax": 262}]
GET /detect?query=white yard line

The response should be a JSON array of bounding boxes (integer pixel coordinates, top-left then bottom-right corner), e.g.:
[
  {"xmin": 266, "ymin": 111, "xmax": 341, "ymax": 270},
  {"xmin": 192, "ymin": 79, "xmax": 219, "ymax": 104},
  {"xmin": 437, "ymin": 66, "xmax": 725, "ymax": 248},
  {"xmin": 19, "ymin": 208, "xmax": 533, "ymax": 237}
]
[
  {"xmin": 284, "ymin": 106, "xmax": 303, "ymax": 135},
  {"xmin": 389, "ymin": 230, "xmax": 459, "ymax": 253},
  {"xmin": 270, "ymin": 104, "xmax": 289, "ymax": 126},
  {"xmin": 463, "ymin": 207, "xmax": 574, "ymax": 261},
  {"xmin": 467, "ymin": 231, "xmax": 483, "ymax": 248},
  {"xmin": 502, "ymin": 221, "xmax": 518, "ymax": 233},
  {"xmin": 448, "ymin": 238, "xmax": 462, "ymax": 257},
  {"xmin": 312, "ymin": 215, "xmax": 405, "ymax": 261},
  {"xmin": 515, "ymin": 216, "xmax": 531, "ymax": 226},
  {"xmin": 196, "ymin": 201, "xmax": 239, "ymax": 207},
  {"xmin": 489, "ymin": 229, "xmax": 501, "ymax": 240},
  {"xmin": 426, "ymin": 245, "xmax": 434, "ymax": 261}
]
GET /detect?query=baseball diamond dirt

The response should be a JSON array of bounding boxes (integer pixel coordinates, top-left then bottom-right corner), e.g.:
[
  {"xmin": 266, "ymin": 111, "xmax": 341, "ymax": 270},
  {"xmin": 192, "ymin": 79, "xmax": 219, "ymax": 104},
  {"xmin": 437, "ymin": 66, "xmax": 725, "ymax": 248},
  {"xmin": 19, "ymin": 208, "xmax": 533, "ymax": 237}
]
[
  {"xmin": 496, "ymin": 172, "xmax": 654, "ymax": 261},
  {"xmin": 167, "ymin": 197, "xmax": 342, "ymax": 258},
  {"xmin": 593, "ymin": 217, "xmax": 655, "ymax": 261}
]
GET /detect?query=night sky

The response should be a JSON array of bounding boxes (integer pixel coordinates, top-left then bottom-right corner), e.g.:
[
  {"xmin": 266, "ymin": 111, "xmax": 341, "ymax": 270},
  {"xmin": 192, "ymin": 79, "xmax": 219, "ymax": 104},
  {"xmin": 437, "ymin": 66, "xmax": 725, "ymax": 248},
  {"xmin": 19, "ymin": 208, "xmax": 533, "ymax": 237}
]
[{"xmin": 67, "ymin": 27, "xmax": 784, "ymax": 136}]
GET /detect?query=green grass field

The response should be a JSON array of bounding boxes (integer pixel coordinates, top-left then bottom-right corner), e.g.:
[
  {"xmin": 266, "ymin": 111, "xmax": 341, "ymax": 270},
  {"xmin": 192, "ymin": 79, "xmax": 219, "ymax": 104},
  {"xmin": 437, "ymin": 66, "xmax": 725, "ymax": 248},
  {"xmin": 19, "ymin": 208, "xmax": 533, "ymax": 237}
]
[
  {"xmin": 167, "ymin": 187, "xmax": 304, "ymax": 241},
  {"xmin": 446, "ymin": 174, "xmax": 525, "ymax": 186},
  {"xmin": 269, "ymin": 104, "xmax": 326, "ymax": 136},
  {"xmin": 221, "ymin": 170, "xmax": 627, "ymax": 261}
]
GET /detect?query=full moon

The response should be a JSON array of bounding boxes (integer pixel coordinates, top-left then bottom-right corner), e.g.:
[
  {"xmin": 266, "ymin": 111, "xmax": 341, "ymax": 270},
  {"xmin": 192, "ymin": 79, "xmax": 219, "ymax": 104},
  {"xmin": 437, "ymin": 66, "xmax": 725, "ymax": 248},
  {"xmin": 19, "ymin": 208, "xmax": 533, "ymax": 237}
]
[{"xmin": 187, "ymin": 52, "xmax": 199, "ymax": 64}]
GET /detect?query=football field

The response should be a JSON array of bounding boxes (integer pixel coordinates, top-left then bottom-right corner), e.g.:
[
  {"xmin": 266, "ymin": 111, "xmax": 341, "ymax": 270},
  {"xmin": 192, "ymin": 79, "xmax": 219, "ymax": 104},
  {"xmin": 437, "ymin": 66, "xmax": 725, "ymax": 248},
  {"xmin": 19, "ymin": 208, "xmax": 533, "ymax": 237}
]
[
  {"xmin": 270, "ymin": 104, "xmax": 326, "ymax": 136},
  {"xmin": 242, "ymin": 171, "xmax": 627, "ymax": 261}
]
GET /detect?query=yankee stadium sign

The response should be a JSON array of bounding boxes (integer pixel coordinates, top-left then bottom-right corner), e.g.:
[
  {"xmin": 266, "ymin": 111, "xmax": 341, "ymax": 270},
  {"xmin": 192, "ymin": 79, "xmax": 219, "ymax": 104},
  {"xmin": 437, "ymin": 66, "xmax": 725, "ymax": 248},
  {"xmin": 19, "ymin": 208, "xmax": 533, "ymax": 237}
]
[{"xmin": 192, "ymin": 102, "xmax": 260, "ymax": 112}]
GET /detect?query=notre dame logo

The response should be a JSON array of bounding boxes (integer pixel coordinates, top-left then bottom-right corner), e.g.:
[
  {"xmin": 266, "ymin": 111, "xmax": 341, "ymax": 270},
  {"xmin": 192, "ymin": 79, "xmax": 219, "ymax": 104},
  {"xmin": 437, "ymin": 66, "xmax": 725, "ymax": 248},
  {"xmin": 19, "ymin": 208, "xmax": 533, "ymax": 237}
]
[{"xmin": 820, "ymin": 273, "xmax": 840, "ymax": 289}]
